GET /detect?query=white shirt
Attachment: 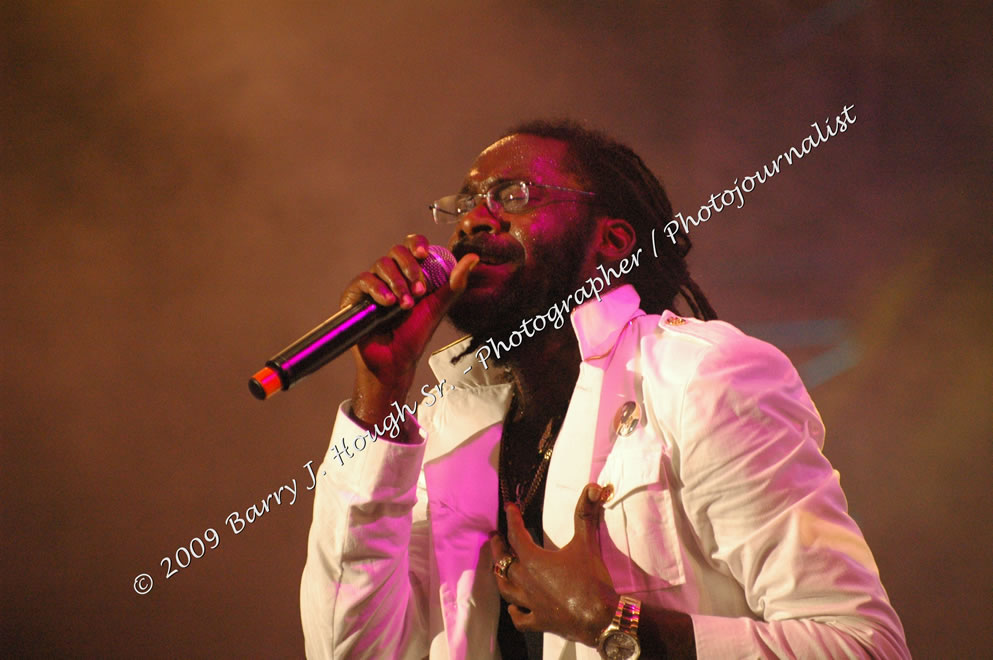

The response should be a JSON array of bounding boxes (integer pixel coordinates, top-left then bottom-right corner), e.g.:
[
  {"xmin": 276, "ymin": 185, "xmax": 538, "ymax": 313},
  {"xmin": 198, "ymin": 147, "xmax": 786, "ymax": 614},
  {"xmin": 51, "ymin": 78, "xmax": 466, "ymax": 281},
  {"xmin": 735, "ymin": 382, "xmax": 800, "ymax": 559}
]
[{"xmin": 300, "ymin": 285, "xmax": 909, "ymax": 659}]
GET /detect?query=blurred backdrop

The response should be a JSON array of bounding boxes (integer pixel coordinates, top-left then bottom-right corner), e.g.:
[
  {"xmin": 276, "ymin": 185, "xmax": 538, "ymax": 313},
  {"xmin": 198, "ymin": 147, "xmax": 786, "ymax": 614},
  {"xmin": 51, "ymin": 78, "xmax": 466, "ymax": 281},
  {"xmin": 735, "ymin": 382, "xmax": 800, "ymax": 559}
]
[{"xmin": 2, "ymin": 1, "xmax": 990, "ymax": 657}]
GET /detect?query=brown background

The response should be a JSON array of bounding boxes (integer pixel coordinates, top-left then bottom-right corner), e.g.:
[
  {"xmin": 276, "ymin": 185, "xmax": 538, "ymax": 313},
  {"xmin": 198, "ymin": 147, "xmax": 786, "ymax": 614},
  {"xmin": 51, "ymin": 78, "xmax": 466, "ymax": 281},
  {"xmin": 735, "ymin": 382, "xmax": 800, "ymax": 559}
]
[{"xmin": 2, "ymin": 1, "xmax": 990, "ymax": 657}]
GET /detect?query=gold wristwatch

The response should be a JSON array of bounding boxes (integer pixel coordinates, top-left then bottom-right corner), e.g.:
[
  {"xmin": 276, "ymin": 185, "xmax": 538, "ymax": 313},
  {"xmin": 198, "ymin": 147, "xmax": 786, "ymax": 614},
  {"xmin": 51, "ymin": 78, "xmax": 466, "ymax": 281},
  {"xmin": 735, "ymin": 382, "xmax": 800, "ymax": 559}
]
[{"xmin": 596, "ymin": 595, "xmax": 641, "ymax": 659}]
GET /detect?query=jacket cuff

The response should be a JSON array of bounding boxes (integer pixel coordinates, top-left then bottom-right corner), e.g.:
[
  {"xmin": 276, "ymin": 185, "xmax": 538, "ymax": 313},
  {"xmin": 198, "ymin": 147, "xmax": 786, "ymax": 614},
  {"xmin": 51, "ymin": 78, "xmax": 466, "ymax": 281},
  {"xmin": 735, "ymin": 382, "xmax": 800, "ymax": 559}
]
[
  {"xmin": 690, "ymin": 614, "xmax": 754, "ymax": 658},
  {"xmin": 317, "ymin": 400, "xmax": 426, "ymax": 497}
]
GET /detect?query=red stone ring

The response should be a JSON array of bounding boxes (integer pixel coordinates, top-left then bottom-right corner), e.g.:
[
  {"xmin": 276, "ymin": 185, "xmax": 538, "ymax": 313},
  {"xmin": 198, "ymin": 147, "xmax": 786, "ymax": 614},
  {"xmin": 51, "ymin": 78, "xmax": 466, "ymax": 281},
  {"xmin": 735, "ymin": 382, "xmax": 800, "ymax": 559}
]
[{"xmin": 493, "ymin": 555, "xmax": 516, "ymax": 580}]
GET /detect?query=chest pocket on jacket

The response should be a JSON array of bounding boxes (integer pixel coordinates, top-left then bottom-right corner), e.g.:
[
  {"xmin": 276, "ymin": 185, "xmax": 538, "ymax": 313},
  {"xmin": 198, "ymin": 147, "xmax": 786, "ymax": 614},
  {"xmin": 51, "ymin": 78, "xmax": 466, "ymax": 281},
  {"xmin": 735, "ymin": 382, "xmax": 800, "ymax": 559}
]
[{"xmin": 596, "ymin": 433, "xmax": 686, "ymax": 594}]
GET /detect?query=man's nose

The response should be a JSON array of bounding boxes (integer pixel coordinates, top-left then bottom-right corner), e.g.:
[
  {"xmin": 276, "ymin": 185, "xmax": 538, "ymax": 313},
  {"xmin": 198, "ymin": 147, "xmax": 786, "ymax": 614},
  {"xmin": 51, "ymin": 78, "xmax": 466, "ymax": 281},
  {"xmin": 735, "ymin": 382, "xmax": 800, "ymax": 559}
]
[{"xmin": 456, "ymin": 202, "xmax": 503, "ymax": 238}]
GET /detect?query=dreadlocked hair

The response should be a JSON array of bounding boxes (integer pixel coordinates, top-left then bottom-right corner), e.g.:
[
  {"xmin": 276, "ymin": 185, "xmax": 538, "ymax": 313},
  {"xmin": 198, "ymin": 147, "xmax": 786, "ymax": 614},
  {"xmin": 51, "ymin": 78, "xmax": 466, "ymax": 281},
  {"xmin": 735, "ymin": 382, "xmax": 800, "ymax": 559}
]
[{"xmin": 504, "ymin": 119, "xmax": 717, "ymax": 321}]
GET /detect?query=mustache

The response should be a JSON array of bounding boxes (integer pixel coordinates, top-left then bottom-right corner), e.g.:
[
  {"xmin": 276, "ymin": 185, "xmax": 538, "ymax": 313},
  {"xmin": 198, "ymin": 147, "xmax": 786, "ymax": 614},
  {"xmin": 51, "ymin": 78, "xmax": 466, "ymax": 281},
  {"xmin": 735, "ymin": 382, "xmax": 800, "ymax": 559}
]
[{"xmin": 451, "ymin": 236, "xmax": 523, "ymax": 263}]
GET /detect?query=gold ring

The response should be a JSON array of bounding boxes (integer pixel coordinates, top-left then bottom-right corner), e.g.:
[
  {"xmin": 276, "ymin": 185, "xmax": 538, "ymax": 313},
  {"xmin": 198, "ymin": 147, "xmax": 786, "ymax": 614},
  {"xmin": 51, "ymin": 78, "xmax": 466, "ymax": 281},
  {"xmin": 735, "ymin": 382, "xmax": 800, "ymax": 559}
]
[{"xmin": 493, "ymin": 554, "xmax": 516, "ymax": 580}]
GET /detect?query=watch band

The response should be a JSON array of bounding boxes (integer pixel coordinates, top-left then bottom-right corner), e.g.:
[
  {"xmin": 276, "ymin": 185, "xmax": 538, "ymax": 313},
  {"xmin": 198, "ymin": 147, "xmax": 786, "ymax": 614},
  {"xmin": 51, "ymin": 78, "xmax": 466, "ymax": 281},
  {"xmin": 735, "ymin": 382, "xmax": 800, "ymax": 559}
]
[
  {"xmin": 614, "ymin": 595, "xmax": 641, "ymax": 631},
  {"xmin": 597, "ymin": 595, "xmax": 641, "ymax": 659}
]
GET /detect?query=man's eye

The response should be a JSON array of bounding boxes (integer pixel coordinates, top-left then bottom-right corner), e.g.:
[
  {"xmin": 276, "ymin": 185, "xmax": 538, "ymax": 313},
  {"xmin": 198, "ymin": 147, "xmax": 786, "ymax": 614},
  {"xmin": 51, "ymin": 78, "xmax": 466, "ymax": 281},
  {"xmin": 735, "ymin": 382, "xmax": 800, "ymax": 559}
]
[
  {"xmin": 496, "ymin": 183, "xmax": 528, "ymax": 209},
  {"xmin": 454, "ymin": 194, "xmax": 477, "ymax": 213}
]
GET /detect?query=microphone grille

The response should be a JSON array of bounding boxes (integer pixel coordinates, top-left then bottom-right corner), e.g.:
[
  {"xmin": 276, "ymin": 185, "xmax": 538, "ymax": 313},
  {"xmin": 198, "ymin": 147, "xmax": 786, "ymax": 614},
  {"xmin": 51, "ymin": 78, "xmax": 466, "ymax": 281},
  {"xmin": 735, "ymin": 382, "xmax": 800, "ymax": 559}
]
[{"xmin": 422, "ymin": 246, "xmax": 457, "ymax": 291}]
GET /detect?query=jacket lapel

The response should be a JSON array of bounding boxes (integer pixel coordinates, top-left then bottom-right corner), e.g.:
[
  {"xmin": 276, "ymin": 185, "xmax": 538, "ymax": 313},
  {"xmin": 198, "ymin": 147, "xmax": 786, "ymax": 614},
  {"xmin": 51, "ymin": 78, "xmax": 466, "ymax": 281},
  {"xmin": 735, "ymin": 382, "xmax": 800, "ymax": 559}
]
[{"xmin": 419, "ymin": 343, "xmax": 514, "ymax": 659}]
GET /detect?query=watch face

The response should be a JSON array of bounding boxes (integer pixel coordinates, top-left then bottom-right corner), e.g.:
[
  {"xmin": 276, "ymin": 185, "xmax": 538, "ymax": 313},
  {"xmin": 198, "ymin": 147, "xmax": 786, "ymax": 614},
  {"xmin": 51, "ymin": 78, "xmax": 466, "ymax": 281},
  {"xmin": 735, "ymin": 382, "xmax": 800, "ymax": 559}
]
[{"xmin": 605, "ymin": 631, "xmax": 640, "ymax": 660}]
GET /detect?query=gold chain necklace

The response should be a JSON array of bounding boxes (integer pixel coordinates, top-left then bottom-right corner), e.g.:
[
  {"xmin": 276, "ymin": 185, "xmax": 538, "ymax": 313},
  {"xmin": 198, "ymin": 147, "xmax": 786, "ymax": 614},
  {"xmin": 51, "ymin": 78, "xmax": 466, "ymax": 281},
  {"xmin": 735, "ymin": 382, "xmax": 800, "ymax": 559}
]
[
  {"xmin": 499, "ymin": 407, "xmax": 563, "ymax": 517},
  {"xmin": 495, "ymin": 318, "xmax": 640, "ymax": 518}
]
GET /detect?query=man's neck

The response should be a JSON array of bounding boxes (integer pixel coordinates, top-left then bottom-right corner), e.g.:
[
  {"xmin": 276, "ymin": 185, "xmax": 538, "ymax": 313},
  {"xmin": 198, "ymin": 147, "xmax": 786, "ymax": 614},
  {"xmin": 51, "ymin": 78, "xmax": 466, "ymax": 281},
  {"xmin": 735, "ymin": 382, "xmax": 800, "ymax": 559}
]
[{"xmin": 503, "ymin": 326, "xmax": 582, "ymax": 424}]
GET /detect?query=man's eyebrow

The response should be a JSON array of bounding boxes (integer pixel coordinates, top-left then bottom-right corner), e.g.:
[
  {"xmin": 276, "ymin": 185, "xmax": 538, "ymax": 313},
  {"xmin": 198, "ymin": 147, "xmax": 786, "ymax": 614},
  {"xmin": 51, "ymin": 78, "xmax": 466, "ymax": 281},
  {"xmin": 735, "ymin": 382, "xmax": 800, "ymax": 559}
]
[{"xmin": 459, "ymin": 176, "xmax": 507, "ymax": 194}]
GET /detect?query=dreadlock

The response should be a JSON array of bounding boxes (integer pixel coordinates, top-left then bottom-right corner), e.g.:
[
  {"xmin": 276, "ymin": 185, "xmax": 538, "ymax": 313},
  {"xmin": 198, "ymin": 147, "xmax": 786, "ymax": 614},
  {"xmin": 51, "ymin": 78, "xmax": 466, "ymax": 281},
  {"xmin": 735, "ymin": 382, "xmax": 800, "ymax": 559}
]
[{"xmin": 503, "ymin": 119, "xmax": 717, "ymax": 321}]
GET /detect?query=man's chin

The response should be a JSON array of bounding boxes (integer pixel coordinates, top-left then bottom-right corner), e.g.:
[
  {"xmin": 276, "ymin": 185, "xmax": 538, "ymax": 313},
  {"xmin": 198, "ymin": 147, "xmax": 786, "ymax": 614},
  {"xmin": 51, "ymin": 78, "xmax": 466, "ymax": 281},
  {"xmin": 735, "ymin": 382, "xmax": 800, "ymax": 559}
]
[
  {"xmin": 446, "ymin": 265, "xmax": 520, "ymax": 335},
  {"xmin": 446, "ymin": 289, "xmax": 507, "ymax": 337}
]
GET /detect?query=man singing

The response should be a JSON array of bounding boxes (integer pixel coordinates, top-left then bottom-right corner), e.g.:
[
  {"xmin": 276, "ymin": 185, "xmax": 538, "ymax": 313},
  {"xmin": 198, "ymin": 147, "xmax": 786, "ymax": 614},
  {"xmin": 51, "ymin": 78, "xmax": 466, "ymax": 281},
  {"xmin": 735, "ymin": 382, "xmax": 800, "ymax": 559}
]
[{"xmin": 299, "ymin": 120, "xmax": 909, "ymax": 659}]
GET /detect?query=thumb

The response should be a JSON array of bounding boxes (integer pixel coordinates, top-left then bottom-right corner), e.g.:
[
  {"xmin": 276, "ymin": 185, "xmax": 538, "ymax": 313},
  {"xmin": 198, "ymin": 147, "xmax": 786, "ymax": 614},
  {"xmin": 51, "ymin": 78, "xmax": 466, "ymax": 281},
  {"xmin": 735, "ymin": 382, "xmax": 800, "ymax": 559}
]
[
  {"xmin": 448, "ymin": 253, "xmax": 480, "ymax": 296},
  {"xmin": 572, "ymin": 483, "xmax": 611, "ymax": 550}
]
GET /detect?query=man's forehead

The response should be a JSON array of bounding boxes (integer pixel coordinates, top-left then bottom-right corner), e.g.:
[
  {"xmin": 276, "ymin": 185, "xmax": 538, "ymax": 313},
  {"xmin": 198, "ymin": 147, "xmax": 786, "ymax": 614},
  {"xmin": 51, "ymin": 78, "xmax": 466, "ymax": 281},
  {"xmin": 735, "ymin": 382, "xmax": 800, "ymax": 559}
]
[{"xmin": 462, "ymin": 134, "xmax": 576, "ymax": 191}]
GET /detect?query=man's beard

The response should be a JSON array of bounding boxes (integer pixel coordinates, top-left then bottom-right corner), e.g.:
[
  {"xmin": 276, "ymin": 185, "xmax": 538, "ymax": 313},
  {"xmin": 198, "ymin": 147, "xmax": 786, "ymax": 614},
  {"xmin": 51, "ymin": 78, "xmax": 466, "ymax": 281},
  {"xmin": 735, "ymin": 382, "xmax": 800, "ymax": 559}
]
[{"xmin": 446, "ymin": 219, "xmax": 593, "ymax": 363}]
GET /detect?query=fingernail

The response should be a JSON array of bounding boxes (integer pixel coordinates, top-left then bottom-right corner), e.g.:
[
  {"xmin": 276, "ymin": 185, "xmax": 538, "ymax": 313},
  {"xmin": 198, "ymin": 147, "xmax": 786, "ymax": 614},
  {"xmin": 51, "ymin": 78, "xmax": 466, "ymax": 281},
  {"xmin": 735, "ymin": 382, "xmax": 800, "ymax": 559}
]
[
  {"xmin": 599, "ymin": 484, "xmax": 615, "ymax": 503},
  {"xmin": 401, "ymin": 294, "xmax": 414, "ymax": 308},
  {"xmin": 413, "ymin": 281, "xmax": 426, "ymax": 296},
  {"xmin": 587, "ymin": 484, "xmax": 602, "ymax": 502}
]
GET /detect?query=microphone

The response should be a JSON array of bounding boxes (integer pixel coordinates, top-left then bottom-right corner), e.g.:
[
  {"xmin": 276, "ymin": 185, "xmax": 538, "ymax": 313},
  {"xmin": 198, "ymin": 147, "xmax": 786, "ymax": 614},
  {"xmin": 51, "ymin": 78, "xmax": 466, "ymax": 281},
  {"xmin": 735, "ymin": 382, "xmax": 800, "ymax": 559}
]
[{"xmin": 249, "ymin": 245, "xmax": 456, "ymax": 400}]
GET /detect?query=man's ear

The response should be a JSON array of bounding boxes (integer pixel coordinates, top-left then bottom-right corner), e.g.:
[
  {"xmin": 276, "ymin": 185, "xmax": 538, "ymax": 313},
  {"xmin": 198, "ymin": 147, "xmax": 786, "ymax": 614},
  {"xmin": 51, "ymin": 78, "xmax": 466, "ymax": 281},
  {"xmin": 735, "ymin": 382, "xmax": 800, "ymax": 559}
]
[{"xmin": 594, "ymin": 217, "xmax": 638, "ymax": 262}]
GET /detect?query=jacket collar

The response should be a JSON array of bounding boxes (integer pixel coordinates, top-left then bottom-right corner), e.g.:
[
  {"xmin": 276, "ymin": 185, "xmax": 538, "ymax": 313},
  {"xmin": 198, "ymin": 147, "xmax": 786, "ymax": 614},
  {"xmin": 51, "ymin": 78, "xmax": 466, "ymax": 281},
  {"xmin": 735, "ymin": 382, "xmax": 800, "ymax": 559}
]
[{"xmin": 570, "ymin": 284, "xmax": 643, "ymax": 362}]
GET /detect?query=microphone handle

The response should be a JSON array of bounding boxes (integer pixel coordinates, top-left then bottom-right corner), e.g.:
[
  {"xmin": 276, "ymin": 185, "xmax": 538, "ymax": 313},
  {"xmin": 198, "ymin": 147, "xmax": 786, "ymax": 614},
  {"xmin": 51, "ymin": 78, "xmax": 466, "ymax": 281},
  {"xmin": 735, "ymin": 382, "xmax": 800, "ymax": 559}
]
[{"xmin": 249, "ymin": 299, "xmax": 404, "ymax": 400}]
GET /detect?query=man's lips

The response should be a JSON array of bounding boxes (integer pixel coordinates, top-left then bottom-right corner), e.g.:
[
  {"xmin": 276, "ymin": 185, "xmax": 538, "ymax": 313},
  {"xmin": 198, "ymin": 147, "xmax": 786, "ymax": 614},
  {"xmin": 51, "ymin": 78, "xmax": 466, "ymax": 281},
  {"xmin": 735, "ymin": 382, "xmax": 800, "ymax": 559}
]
[
  {"xmin": 452, "ymin": 242, "xmax": 520, "ymax": 293},
  {"xmin": 452, "ymin": 242, "xmax": 521, "ymax": 266},
  {"xmin": 464, "ymin": 260, "xmax": 515, "ymax": 293},
  {"xmin": 474, "ymin": 254, "xmax": 511, "ymax": 266}
]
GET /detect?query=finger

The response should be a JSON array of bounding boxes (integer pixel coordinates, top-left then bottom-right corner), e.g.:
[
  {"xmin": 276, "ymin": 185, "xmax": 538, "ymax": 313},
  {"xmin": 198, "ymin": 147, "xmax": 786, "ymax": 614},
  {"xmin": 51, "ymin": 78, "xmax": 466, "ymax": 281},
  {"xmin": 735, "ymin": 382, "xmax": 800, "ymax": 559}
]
[
  {"xmin": 488, "ymin": 533, "xmax": 521, "ymax": 586},
  {"xmin": 489, "ymin": 534, "xmax": 527, "ymax": 602},
  {"xmin": 504, "ymin": 502, "xmax": 537, "ymax": 558},
  {"xmin": 403, "ymin": 234, "xmax": 431, "ymax": 260},
  {"xmin": 488, "ymin": 531, "xmax": 510, "ymax": 562},
  {"xmin": 572, "ymin": 483, "xmax": 611, "ymax": 550},
  {"xmin": 387, "ymin": 244, "xmax": 428, "ymax": 297},
  {"xmin": 344, "ymin": 272, "xmax": 398, "ymax": 308},
  {"xmin": 371, "ymin": 254, "xmax": 416, "ymax": 309}
]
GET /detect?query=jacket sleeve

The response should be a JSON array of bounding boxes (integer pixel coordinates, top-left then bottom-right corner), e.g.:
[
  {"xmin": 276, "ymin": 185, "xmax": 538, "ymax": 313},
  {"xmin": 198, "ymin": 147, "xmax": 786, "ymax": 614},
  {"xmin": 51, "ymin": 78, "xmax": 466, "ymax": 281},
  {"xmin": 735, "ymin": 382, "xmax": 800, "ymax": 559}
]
[
  {"xmin": 300, "ymin": 401, "xmax": 432, "ymax": 659},
  {"xmin": 668, "ymin": 335, "xmax": 910, "ymax": 659}
]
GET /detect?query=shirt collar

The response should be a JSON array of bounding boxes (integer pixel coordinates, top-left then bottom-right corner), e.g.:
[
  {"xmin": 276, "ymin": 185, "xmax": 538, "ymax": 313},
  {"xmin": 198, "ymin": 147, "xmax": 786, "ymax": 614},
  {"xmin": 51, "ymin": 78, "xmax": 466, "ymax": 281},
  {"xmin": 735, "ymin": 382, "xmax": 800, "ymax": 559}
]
[{"xmin": 428, "ymin": 284, "xmax": 645, "ymax": 382}]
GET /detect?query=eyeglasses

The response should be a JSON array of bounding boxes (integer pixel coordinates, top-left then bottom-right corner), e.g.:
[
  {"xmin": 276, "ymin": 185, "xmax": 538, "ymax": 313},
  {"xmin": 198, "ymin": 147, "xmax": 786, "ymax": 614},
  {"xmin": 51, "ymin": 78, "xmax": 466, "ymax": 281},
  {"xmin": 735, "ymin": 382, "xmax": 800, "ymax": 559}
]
[{"xmin": 428, "ymin": 180, "xmax": 597, "ymax": 225}]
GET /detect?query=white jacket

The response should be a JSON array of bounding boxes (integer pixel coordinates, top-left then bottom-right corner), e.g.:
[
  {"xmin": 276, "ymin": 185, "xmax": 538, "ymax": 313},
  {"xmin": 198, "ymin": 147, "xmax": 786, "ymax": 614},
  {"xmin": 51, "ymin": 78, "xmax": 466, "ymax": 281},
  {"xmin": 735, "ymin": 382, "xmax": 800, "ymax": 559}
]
[{"xmin": 300, "ymin": 285, "xmax": 909, "ymax": 659}]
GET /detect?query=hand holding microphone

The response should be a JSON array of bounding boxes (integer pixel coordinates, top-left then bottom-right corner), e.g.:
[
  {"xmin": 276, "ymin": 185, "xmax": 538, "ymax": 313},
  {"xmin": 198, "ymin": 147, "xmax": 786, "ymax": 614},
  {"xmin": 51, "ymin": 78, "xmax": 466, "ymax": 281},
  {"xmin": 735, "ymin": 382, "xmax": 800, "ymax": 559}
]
[{"xmin": 250, "ymin": 235, "xmax": 479, "ymax": 409}]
